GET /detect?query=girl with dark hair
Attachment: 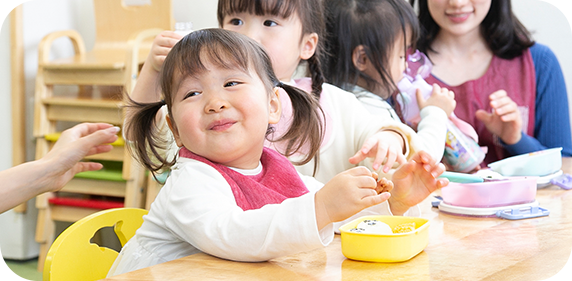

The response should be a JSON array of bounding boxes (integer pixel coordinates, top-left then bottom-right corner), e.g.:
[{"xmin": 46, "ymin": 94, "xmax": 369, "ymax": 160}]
[
  {"xmin": 107, "ymin": 28, "xmax": 447, "ymax": 276},
  {"xmin": 217, "ymin": 0, "xmax": 425, "ymax": 185},
  {"xmin": 323, "ymin": 0, "xmax": 457, "ymax": 163},
  {"xmin": 411, "ymin": 0, "xmax": 572, "ymax": 164}
]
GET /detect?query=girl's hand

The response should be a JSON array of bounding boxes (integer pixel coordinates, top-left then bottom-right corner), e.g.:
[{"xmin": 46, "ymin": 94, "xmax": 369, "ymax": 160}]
[
  {"xmin": 475, "ymin": 90, "xmax": 522, "ymax": 145},
  {"xmin": 416, "ymin": 84, "xmax": 456, "ymax": 116},
  {"xmin": 349, "ymin": 130, "xmax": 407, "ymax": 173},
  {"xmin": 314, "ymin": 167, "xmax": 391, "ymax": 230},
  {"xmin": 148, "ymin": 31, "xmax": 183, "ymax": 72},
  {"xmin": 388, "ymin": 151, "xmax": 448, "ymax": 215}
]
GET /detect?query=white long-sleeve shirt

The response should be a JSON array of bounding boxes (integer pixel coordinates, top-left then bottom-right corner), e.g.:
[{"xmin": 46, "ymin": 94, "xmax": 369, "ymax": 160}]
[
  {"xmin": 269, "ymin": 80, "xmax": 426, "ymax": 183},
  {"xmin": 351, "ymin": 86, "xmax": 448, "ymax": 163},
  {"xmin": 107, "ymin": 157, "xmax": 334, "ymax": 276}
]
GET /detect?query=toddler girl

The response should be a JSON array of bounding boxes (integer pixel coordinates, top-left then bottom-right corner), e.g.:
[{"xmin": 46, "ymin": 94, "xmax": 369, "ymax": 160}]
[
  {"xmin": 107, "ymin": 29, "xmax": 447, "ymax": 276},
  {"xmin": 322, "ymin": 0, "xmax": 456, "ymax": 163}
]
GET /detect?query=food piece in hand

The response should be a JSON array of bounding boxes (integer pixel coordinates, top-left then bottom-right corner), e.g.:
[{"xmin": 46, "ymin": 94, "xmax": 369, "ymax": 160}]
[{"xmin": 371, "ymin": 172, "xmax": 394, "ymax": 194}]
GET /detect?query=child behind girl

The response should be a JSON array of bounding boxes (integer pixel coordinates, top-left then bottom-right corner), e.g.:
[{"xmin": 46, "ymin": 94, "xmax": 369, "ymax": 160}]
[
  {"xmin": 217, "ymin": 0, "xmax": 438, "ymax": 216},
  {"xmin": 107, "ymin": 29, "xmax": 447, "ymax": 276},
  {"xmin": 322, "ymin": 0, "xmax": 456, "ymax": 163}
]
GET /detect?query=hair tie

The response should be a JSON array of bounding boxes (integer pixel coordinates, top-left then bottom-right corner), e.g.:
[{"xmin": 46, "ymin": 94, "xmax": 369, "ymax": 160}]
[
  {"xmin": 160, "ymin": 99, "xmax": 166, "ymax": 105},
  {"xmin": 276, "ymin": 82, "xmax": 286, "ymax": 88}
]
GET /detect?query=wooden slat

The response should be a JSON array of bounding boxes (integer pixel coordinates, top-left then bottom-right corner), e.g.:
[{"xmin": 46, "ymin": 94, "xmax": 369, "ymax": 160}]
[
  {"xmin": 10, "ymin": 6, "xmax": 27, "ymax": 213},
  {"xmin": 61, "ymin": 178, "xmax": 127, "ymax": 197},
  {"xmin": 51, "ymin": 206, "xmax": 100, "ymax": 222},
  {"xmin": 43, "ymin": 68, "xmax": 125, "ymax": 85},
  {"xmin": 44, "ymin": 98, "xmax": 123, "ymax": 124}
]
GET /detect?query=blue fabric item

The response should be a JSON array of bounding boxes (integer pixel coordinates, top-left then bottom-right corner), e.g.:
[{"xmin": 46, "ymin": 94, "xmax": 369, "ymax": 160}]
[{"xmin": 503, "ymin": 43, "xmax": 572, "ymax": 157}]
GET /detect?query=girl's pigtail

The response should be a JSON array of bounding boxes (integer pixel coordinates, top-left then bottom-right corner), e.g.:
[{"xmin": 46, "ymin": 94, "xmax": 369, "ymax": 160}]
[
  {"xmin": 275, "ymin": 82, "xmax": 323, "ymax": 172},
  {"xmin": 124, "ymin": 96, "xmax": 175, "ymax": 177},
  {"xmin": 307, "ymin": 54, "xmax": 324, "ymax": 100}
]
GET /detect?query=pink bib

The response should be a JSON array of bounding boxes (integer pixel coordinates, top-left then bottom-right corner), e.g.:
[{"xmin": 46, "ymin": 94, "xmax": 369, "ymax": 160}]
[{"xmin": 179, "ymin": 147, "xmax": 309, "ymax": 211}]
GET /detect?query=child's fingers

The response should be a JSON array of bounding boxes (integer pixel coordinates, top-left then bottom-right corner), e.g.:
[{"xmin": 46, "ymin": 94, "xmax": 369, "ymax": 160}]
[
  {"xmin": 437, "ymin": 178, "xmax": 450, "ymax": 188},
  {"xmin": 362, "ymin": 192, "xmax": 391, "ymax": 206},
  {"xmin": 409, "ymin": 150, "xmax": 432, "ymax": 165},
  {"xmin": 396, "ymin": 153, "xmax": 407, "ymax": 165},
  {"xmin": 349, "ymin": 139, "xmax": 376, "ymax": 164},
  {"xmin": 428, "ymin": 162, "xmax": 446, "ymax": 179},
  {"xmin": 371, "ymin": 142, "xmax": 389, "ymax": 170},
  {"xmin": 381, "ymin": 147, "xmax": 398, "ymax": 173},
  {"xmin": 347, "ymin": 166, "xmax": 374, "ymax": 177}
]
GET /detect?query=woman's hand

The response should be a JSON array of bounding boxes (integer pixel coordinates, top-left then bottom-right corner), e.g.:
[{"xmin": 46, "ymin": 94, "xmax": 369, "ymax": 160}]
[
  {"xmin": 38, "ymin": 123, "xmax": 120, "ymax": 193},
  {"xmin": 475, "ymin": 90, "xmax": 522, "ymax": 145}
]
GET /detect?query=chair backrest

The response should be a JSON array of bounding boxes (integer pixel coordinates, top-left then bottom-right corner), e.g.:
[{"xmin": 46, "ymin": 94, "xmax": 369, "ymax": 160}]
[
  {"xmin": 43, "ymin": 208, "xmax": 148, "ymax": 281},
  {"xmin": 94, "ymin": 0, "xmax": 173, "ymax": 48}
]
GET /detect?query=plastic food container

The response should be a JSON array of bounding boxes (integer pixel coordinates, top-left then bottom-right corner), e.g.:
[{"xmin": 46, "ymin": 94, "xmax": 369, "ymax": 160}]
[
  {"xmin": 339, "ymin": 216, "xmax": 429, "ymax": 262},
  {"xmin": 440, "ymin": 177, "xmax": 537, "ymax": 208},
  {"xmin": 488, "ymin": 147, "xmax": 562, "ymax": 176}
]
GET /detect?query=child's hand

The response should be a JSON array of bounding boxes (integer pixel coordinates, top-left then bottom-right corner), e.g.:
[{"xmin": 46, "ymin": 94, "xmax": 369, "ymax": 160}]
[
  {"xmin": 416, "ymin": 84, "xmax": 456, "ymax": 116},
  {"xmin": 314, "ymin": 167, "xmax": 391, "ymax": 230},
  {"xmin": 475, "ymin": 90, "xmax": 522, "ymax": 145},
  {"xmin": 388, "ymin": 151, "xmax": 448, "ymax": 215},
  {"xmin": 148, "ymin": 31, "xmax": 183, "ymax": 72},
  {"xmin": 372, "ymin": 172, "xmax": 394, "ymax": 194},
  {"xmin": 349, "ymin": 130, "xmax": 407, "ymax": 173}
]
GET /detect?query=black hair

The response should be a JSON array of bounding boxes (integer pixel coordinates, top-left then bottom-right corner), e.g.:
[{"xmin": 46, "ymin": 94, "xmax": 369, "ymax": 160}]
[
  {"xmin": 125, "ymin": 28, "xmax": 323, "ymax": 175},
  {"xmin": 410, "ymin": 0, "xmax": 534, "ymax": 59},
  {"xmin": 217, "ymin": 0, "xmax": 326, "ymax": 100},
  {"xmin": 323, "ymin": 0, "xmax": 419, "ymax": 121}
]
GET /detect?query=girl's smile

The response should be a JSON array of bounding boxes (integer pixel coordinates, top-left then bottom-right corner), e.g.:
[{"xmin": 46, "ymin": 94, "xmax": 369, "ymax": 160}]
[
  {"xmin": 167, "ymin": 59, "xmax": 281, "ymax": 169},
  {"xmin": 208, "ymin": 119, "xmax": 237, "ymax": 131}
]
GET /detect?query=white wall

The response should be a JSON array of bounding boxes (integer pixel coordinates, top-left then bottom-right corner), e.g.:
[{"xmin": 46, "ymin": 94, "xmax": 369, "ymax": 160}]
[
  {"xmin": 0, "ymin": 14, "xmax": 12, "ymax": 170},
  {"xmin": 0, "ymin": 0, "xmax": 219, "ymax": 172}
]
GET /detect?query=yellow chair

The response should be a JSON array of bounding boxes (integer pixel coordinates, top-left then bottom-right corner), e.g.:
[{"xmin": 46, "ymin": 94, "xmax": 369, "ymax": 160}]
[
  {"xmin": 43, "ymin": 207, "xmax": 148, "ymax": 281},
  {"xmin": 33, "ymin": 0, "xmax": 173, "ymax": 271}
]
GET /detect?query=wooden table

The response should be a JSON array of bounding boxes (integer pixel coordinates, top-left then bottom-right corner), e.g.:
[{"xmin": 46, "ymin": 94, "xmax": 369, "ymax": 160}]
[{"xmin": 104, "ymin": 158, "xmax": 572, "ymax": 281}]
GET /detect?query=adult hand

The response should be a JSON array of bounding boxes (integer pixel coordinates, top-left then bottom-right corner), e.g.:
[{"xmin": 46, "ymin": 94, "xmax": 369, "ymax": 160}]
[
  {"xmin": 475, "ymin": 90, "xmax": 522, "ymax": 145},
  {"xmin": 388, "ymin": 151, "xmax": 448, "ymax": 215},
  {"xmin": 349, "ymin": 130, "xmax": 407, "ymax": 173},
  {"xmin": 38, "ymin": 123, "xmax": 120, "ymax": 193}
]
